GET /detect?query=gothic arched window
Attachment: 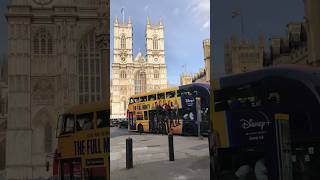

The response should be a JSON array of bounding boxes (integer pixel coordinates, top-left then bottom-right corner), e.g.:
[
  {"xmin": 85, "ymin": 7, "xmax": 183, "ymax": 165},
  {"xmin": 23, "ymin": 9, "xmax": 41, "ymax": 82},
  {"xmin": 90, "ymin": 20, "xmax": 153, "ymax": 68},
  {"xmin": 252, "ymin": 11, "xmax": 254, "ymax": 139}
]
[
  {"xmin": 153, "ymin": 35, "xmax": 158, "ymax": 50},
  {"xmin": 33, "ymin": 28, "xmax": 53, "ymax": 55},
  {"xmin": 121, "ymin": 35, "xmax": 126, "ymax": 49},
  {"xmin": 44, "ymin": 123, "xmax": 52, "ymax": 153},
  {"xmin": 135, "ymin": 71, "xmax": 146, "ymax": 94},
  {"xmin": 78, "ymin": 30, "xmax": 101, "ymax": 104},
  {"xmin": 154, "ymin": 70, "xmax": 159, "ymax": 79},
  {"xmin": 120, "ymin": 70, "xmax": 127, "ymax": 79},
  {"xmin": 121, "ymin": 97, "xmax": 127, "ymax": 112}
]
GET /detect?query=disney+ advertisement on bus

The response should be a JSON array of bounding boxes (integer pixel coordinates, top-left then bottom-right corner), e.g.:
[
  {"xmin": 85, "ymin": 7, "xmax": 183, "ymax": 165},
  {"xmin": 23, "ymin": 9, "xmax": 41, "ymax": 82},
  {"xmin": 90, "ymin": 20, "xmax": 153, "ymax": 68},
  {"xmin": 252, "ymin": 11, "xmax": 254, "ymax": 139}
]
[
  {"xmin": 227, "ymin": 111, "xmax": 275, "ymax": 147},
  {"xmin": 180, "ymin": 91, "xmax": 198, "ymax": 135},
  {"xmin": 227, "ymin": 110, "xmax": 279, "ymax": 179}
]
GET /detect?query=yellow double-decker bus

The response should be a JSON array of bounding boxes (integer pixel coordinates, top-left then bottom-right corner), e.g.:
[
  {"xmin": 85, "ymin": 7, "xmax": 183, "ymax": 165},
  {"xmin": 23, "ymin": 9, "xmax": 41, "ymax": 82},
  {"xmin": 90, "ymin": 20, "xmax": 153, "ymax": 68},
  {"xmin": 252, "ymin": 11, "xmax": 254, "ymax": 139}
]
[
  {"xmin": 53, "ymin": 102, "xmax": 109, "ymax": 180},
  {"xmin": 127, "ymin": 83, "xmax": 210, "ymax": 136}
]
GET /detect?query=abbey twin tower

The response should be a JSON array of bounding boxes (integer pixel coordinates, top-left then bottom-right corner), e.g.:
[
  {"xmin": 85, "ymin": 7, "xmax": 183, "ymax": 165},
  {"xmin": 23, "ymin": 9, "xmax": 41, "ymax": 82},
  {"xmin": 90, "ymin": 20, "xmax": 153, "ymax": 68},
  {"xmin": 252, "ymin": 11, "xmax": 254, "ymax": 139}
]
[{"xmin": 111, "ymin": 16, "xmax": 168, "ymax": 119}]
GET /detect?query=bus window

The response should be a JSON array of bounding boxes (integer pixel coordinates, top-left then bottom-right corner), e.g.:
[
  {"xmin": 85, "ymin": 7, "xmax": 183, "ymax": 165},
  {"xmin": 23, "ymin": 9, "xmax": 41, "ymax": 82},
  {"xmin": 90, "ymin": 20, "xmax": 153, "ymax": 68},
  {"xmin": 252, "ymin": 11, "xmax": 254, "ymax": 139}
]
[
  {"xmin": 192, "ymin": 89, "xmax": 199, "ymax": 96},
  {"xmin": 76, "ymin": 113, "xmax": 93, "ymax": 131},
  {"xmin": 140, "ymin": 96, "xmax": 147, "ymax": 102},
  {"xmin": 157, "ymin": 93, "xmax": 165, "ymax": 100},
  {"xmin": 166, "ymin": 91, "xmax": 176, "ymax": 98},
  {"xmin": 177, "ymin": 89, "xmax": 187, "ymax": 97},
  {"xmin": 134, "ymin": 97, "xmax": 140, "ymax": 103},
  {"xmin": 64, "ymin": 115, "xmax": 75, "ymax": 134},
  {"xmin": 214, "ymin": 84, "xmax": 263, "ymax": 111},
  {"xmin": 129, "ymin": 98, "xmax": 134, "ymax": 104},
  {"xmin": 148, "ymin": 94, "xmax": 156, "ymax": 101},
  {"xmin": 144, "ymin": 111, "xmax": 148, "ymax": 120},
  {"xmin": 177, "ymin": 90, "xmax": 180, "ymax": 97},
  {"xmin": 97, "ymin": 110, "xmax": 108, "ymax": 128}
]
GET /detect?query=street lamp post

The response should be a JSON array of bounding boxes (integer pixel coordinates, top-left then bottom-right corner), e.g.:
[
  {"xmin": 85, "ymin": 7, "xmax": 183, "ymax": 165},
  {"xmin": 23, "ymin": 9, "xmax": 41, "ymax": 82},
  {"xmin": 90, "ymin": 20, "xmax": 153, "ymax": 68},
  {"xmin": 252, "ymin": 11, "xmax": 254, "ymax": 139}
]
[{"xmin": 196, "ymin": 97, "xmax": 203, "ymax": 140}]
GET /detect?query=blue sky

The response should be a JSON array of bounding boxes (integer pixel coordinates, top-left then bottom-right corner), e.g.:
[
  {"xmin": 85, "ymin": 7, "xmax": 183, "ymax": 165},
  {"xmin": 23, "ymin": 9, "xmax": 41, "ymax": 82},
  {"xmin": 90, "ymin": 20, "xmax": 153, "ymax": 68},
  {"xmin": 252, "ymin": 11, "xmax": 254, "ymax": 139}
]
[
  {"xmin": 111, "ymin": 0, "xmax": 210, "ymax": 86},
  {"xmin": 0, "ymin": 0, "xmax": 305, "ymax": 81},
  {"xmin": 211, "ymin": 0, "xmax": 304, "ymax": 78}
]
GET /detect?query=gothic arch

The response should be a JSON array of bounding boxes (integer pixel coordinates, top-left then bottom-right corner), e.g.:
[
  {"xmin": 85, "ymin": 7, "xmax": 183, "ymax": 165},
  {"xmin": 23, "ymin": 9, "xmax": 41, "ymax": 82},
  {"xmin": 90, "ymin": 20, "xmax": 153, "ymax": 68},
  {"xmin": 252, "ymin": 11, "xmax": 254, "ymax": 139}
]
[
  {"xmin": 121, "ymin": 96, "xmax": 127, "ymax": 112},
  {"xmin": 120, "ymin": 34, "xmax": 126, "ymax": 49},
  {"xmin": 78, "ymin": 28, "xmax": 102, "ymax": 104},
  {"xmin": 31, "ymin": 107, "xmax": 55, "ymax": 154},
  {"xmin": 32, "ymin": 27, "xmax": 53, "ymax": 55},
  {"xmin": 153, "ymin": 35, "xmax": 158, "ymax": 50},
  {"xmin": 120, "ymin": 70, "xmax": 127, "ymax": 79},
  {"xmin": 154, "ymin": 69, "xmax": 159, "ymax": 79},
  {"xmin": 75, "ymin": 26, "xmax": 98, "ymax": 59},
  {"xmin": 134, "ymin": 70, "xmax": 146, "ymax": 94},
  {"xmin": 32, "ymin": 107, "xmax": 55, "ymax": 127}
]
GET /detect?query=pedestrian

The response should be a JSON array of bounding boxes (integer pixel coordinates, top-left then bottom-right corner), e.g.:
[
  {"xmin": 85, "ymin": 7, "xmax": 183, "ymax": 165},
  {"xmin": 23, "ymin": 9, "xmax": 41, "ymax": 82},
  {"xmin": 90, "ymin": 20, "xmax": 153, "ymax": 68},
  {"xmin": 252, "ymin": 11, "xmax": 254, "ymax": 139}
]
[
  {"xmin": 155, "ymin": 101, "xmax": 162, "ymax": 133},
  {"xmin": 254, "ymin": 155, "xmax": 268, "ymax": 180},
  {"xmin": 235, "ymin": 153, "xmax": 255, "ymax": 180},
  {"xmin": 173, "ymin": 100, "xmax": 179, "ymax": 126},
  {"xmin": 169, "ymin": 101, "xmax": 175, "ymax": 128},
  {"xmin": 164, "ymin": 102, "xmax": 171, "ymax": 133}
]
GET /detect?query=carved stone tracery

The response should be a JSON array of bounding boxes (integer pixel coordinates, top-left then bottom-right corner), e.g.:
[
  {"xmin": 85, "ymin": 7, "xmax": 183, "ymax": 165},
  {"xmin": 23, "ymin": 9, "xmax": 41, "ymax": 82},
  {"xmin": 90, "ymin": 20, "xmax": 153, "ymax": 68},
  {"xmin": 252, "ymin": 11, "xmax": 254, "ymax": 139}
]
[{"xmin": 31, "ymin": 78, "xmax": 55, "ymax": 105}]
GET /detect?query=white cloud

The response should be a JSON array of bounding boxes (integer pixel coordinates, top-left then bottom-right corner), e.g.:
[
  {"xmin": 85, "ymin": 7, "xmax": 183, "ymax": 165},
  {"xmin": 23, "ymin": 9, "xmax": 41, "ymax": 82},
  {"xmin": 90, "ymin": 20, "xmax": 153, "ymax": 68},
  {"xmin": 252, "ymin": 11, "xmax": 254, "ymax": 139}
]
[
  {"xmin": 201, "ymin": 20, "xmax": 210, "ymax": 31},
  {"xmin": 186, "ymin": 0, "xmax": 210, "ymax": 31}
]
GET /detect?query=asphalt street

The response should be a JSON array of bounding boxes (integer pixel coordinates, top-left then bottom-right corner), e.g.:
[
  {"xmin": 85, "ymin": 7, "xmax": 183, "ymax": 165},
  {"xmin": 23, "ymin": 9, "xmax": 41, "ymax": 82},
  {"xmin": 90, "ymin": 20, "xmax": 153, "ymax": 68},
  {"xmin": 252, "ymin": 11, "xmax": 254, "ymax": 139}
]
[{"xmin": 110, "ymin": 126, "xmax": 135, "ymax": 138}]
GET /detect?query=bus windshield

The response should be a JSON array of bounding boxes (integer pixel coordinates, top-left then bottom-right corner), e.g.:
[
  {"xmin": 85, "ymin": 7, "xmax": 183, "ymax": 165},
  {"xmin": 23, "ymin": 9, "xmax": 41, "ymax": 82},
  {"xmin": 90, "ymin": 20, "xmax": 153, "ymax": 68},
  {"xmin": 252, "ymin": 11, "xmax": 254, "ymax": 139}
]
[{"xmin": 57, "ymin": 114, "xmax": 75, "ymax": 136}]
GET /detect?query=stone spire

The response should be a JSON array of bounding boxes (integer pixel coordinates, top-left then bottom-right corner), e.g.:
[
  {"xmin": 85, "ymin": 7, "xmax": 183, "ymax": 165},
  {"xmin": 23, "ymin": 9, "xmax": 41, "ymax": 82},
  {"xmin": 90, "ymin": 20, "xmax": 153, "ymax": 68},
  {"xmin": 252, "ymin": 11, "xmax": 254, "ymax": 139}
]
[
  {"xmin": 114, "ymin": 16, "xmax": 119, "ymax": 25},
  {"xmin": 128, "ymin": 16, "xmax": 132, "ymax": 24},
  {"xmin": 147, "ymin": 16, "xmax": 151, "ymax": 25}
]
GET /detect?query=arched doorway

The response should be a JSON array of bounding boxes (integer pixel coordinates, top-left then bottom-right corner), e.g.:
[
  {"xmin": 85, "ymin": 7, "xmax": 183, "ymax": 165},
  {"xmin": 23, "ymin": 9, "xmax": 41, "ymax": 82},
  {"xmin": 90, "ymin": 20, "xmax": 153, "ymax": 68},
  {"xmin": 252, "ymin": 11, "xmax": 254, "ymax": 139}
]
[{"xmin": 31, "ymin": 108, "xmax": 55, "ymax": 176}]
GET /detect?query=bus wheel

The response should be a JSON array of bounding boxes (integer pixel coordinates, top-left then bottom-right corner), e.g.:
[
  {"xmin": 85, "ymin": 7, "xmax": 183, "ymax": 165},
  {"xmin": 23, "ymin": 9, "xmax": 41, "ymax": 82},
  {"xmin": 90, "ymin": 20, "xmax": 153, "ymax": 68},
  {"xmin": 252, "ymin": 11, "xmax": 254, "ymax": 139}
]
[{"xmin": 138, "ymin": 124, "xmax": 144, "ymax": 134}]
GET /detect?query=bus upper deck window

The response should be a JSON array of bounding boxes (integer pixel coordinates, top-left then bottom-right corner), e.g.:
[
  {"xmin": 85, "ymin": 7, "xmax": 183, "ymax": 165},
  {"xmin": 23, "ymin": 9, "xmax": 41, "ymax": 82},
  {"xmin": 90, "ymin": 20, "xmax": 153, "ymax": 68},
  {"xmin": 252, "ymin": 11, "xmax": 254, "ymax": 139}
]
[
  {"xmin": 157, "ymin": 93, "xmax": 165, "ymax": 100},
  {"xmin": 64, "ymin": 115, "xmax": 75, "ymax": 133},
  {"xmin": 177, "ymin": 89, "xmax": 188, "ymax": 96},
  {"xmin": 97, "ymin": 110, "xmax": 108, "ymax": 128},
  {"xmin": 148, "ymin": 94, "xmax": 156, "ymax": 101},
  {"xmin": 129, "ymin": 98, "xmax": 134, "ymax": 104},
  {"xmin": 177, "ymin": 90, "xmax": 181, "ymax": 97},
  {"xmin": 166, "ymin": 91, "xmax": 176, "ymax": 98},
  {"xmin": 76, "ymin": 113, "xmax": 94, "ymax": 131},
  {"xmin": 140, "ymin": 96, "xmax": 147, "ymax": 102}
]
